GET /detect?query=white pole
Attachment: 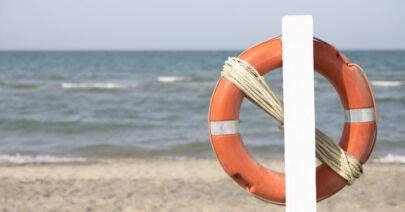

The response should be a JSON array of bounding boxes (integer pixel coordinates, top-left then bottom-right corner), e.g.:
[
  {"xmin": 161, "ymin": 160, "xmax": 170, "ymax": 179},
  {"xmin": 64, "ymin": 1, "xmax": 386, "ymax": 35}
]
[{"xmin": 282, "ymin": 15, "xmax": 316, "ymax": 212}]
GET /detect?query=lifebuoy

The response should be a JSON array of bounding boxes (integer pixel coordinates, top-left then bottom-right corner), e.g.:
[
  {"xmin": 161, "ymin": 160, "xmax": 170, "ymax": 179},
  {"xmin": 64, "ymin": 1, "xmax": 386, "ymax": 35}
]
[{"xmin": 208, "ymin": 38, "xmax": 377, "ymax": 204}]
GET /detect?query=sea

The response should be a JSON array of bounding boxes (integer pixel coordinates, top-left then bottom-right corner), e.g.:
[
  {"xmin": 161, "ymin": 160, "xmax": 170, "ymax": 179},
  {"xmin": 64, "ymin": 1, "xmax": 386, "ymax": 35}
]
[{"xmin": 0, "ymin": 50, "xmax": 404, "ymax": 163}]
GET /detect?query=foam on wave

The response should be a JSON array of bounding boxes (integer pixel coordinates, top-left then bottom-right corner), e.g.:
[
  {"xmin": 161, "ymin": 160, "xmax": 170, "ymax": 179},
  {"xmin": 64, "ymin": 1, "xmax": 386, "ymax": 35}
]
[
  {"xmin": 61, "ymin": 83, "xmax": 136, "ymax": 90},
  {"xmin": 373, "ymin": 154, "xmax": 405, "ymax": 163},
  {"xmin": 157, "ymin": 76, "xmax": 192, "ymax": 83},
  {"xmin": 0, "ymin": 154, "xmax": 87, "ymax": 164},
  {"xmin": 371, "ymin": 80, "xmax": 404, "ymax": 87}
]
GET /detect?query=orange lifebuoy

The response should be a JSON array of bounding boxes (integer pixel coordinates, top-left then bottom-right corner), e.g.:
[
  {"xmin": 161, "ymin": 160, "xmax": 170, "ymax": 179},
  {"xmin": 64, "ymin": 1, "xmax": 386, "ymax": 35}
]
[{"xmin": 208, "ymin": 38, "xmax": 377, "ymax": 204}]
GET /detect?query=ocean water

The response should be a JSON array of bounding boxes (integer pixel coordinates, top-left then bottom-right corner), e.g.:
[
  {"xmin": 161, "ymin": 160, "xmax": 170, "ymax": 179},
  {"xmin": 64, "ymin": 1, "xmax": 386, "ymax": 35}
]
[{"xmin": 0, "ymin": 50, "xmax": 404, "ymax": 163}]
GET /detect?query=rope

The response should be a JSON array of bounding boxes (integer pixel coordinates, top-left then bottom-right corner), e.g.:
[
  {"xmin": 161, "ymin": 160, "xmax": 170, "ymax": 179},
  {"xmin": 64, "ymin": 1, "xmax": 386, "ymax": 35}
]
[{"xmin": 221, "ymin": 57, "xmax": 363, "ymax": 185}]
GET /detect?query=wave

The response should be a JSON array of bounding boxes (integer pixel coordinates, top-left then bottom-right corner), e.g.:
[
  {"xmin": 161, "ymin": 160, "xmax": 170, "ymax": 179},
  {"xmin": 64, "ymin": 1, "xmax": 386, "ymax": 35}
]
[
  {"xmin": 371, "ymin": 80, "xmax": 404, "ymax": 87},
  {"xmin": 157, "ymin": 76, "xmax": 192, "ymax": 83},
  {"xmin": 0, "ymin": 153, "xmax": 87, "ymax": 164},
  {"xmin": 373, "ymin": 154, "xmax": 405, "ymax": 163},
  {"xmin": 61, "ymin": 83, "xmax": 136, "ymax": 90}
]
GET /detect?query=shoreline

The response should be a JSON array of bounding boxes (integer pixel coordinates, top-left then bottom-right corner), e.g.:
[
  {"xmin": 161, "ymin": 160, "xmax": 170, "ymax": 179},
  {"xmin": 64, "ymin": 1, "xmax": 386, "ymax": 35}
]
[
  {"xmin": 0, "ymin": 158, "xmax": 404, "ymax": 211},
  {"xmin": 1, "ymin": 152, "xmax": 404, "ymax": 164}
]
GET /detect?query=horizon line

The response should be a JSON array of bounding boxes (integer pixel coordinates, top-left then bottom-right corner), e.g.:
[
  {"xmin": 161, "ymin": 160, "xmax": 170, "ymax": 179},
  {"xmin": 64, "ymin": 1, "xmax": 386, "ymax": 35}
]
[{"xmin": 1, "ymin": 48, "xmax": 404, "ymax": 52}]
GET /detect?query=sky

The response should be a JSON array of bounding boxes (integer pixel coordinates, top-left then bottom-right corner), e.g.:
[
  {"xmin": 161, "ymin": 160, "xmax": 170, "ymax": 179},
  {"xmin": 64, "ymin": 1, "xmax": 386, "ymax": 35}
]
[{"xmin": 0, "ymin": 0, "xmax": 404, "ymax": 50}]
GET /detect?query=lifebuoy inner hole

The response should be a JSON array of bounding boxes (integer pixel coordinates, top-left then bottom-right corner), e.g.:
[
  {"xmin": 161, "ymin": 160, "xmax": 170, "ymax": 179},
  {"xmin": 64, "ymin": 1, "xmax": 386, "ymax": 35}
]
[{"xmin": 238, "ymin": 69, "xmax": 344, "ymax": 172}]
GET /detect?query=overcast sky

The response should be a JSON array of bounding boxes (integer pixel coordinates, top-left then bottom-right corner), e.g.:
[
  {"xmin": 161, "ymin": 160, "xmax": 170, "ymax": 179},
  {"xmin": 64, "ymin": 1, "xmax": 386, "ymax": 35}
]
[{"xmin": 0, "ymin": 0, "xmax": 404, "ymax": 50}]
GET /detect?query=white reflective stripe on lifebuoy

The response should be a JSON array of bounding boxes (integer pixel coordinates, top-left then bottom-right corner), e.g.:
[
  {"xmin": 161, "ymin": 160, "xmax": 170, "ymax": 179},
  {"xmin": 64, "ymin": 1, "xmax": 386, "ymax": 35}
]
[
  {"xmin": 210, "ymin": 120, "xmax": 239, "ymax": 135},
  {"xmin": 344, "ymin": 108, "xmax": 375, "ymax": 123}
]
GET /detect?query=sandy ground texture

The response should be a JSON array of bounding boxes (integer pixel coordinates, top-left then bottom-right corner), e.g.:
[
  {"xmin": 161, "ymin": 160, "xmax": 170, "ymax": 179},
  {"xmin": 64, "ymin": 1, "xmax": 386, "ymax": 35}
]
[{"xmin": 0, "ymin": 158, "xmax": 403, "ymax": 212}]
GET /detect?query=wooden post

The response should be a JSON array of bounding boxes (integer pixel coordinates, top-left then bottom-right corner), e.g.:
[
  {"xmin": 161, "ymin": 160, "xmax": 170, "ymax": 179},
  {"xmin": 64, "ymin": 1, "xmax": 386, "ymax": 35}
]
[{"xmin": 282, "ymin": 15, "xmax": 316, "ymax": 212}]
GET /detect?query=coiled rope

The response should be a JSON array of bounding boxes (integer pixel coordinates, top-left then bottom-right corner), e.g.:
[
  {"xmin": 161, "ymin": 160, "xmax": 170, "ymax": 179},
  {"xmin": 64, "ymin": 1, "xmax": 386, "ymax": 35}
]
[{"xmin": 221, "ymin": 57, "xmax": 363, "ymax": 185}]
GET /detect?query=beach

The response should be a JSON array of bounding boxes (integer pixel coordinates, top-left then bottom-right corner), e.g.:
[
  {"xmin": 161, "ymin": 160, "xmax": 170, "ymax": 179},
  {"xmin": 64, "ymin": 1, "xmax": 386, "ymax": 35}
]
[
  {"xmin": 0, "ymin": 50, "xmax": 404, "ymax": 211},
  {"xmin": 0, "ymin": 159, "xmax": 403, "ymax": 212},
  {"xmin": 0, "ymin": 1, "xmax": 404, "ymax": 211}
]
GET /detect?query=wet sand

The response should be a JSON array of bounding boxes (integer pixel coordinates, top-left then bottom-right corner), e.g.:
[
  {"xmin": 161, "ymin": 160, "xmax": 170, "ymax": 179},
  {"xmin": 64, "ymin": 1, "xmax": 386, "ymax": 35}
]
[{"xmin": 0, "ymin": 158, "xmax": 403, "ymax": 212}]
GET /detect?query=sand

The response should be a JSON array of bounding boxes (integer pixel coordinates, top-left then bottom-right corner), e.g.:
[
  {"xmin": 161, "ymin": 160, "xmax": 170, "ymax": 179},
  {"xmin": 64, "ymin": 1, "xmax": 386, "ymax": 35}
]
[{"xmin": 0, "ymin": 158, "xmax": 403, "ymax": 212}]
